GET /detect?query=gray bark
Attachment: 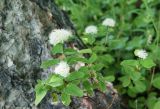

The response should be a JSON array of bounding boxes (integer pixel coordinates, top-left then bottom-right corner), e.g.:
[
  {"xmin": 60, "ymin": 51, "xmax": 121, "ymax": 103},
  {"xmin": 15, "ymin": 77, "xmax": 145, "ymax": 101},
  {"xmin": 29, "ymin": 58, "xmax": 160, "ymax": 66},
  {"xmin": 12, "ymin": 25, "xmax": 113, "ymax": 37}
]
[
  {"xmin": 0, "ymin": 0, "xmax": 122, "ymax": 109},
  {"xmin": 0, "ymin": 0, "xmax": 73, "ymax": 108}
]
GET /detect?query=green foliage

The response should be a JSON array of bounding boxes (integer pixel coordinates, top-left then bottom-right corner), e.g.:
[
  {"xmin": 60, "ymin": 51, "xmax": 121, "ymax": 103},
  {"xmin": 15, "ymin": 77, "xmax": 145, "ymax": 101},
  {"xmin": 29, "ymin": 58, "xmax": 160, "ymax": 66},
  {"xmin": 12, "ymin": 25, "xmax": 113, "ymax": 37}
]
[
  {"xmin": 64, "ymin": 83, "xmax": 83, "ymax": 97},
  {"xmin": 154, "ymin": 101, "xmax": 160, "ymax": 109},
  {"xmin": 34, "ymin": 0, "xmax": 160, "ymax": 108},
  {"xmin": 51, "ymin": 43, "xmax": 63, "ymax": 54},
  {"xmin": 152, "ymin": 75, "xmax": 160, "ymax": 89},
  {"xmin": 35, "ymin": 81, "xmax": 48, "ymax": 105}
]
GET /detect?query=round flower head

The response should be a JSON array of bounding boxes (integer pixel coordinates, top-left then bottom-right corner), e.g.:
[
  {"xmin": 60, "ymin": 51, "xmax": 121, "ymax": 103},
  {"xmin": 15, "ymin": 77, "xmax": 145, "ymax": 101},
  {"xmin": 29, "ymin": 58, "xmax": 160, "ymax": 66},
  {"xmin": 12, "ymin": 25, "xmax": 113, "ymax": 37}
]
[
  {"xmin": 75, "ymin": 61, "xmax": 85, "ymax": 71},
  {"xmin": 102, "ymin": 18, "xmax": 115, "ymax": 27},
  {"xmin": 85, "ymin": 25, "xmax": 98, "ymax": 34},
  {"xmin": 49, "ymin": 29, "xmax": 72, "ymax": 45},
  {"xmin": 54, "ymin": 61, "xmax": 70, "ymax": 77},
  {"xmin": 134, "ymin": 49, "xmax": 148, "ymax": 59}
]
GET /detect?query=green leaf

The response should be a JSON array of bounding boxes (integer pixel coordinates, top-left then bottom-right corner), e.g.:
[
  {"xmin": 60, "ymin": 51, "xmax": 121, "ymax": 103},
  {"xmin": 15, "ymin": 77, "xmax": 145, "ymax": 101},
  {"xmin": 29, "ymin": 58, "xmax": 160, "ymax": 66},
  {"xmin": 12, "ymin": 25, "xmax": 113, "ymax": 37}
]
[
  {"xmin": 121, "ymin": 60, "xmax": 141, "ymax": 81},
  {"xmin": 119, "ymin": 76, "xmax": 131, "ymax": 87},
  {"xmin": 154, "ymin": 101, "xmax": 160, "ymax": 109},
  {"xmin": 89, "ymin": 53, "xmax": 97, "ymax": 63},
  {"xmin": 130, "ymin": 70, "xmax": 141, "ymax": 81},
  {"xmin": 64, "ymin": 83, "xmax": 83, "ymax": 97},
  {"xmin": 121, "ymin": 60, "xmax": 139, "ymax": 67},
  {"xmin": 41, "ymin": 59, "xmax": 59, "ymax": 69},
  {"xmin": 67, "ymin": 56, "xmax": 89, "ymax": 64},
  {"xmin": 98, "ymin": 54, "xmax": 115, "ymax": 64},
  {"xmin": 92, "ymin": 63, "xmax": 104, "ymax": 71},
  {"xmin": 66, "ymin": 71, "xmax": 85, "ymax": 81},
  {"xmin": 51, "ymin": 43, "xmax": 63, "ymax": 54},
  {"xmin": 98, "ymin": 80, "xmax": 106, "ymax": 92},
  {"xmin": 126, "ymin": 37, "xmax": 145, "ymax": 50},
  {"xmin": 146, "ymin": 93, "xmax": 157, "ymax": 109},
  {"xmin": 83, "ymin": 80, "xmax": 92, "ymax": 91},
  {"xmin": 46, "ymin": 75, "xmax": 64, "ymax": 87},
  {"xmin": 140, "ymin": 58, "xmax": 156, "ymax": 69},
  {"xmin": 109, "ymin": 38, "xmax": 128, "ymax": 50},
  {"xmin": 92, "ymin": 46, "xmax": 106, "ymax": 53},
  {"xmin": 64, "ymin": 48, "xmax": 78, "ymax": 55},
  {"xmin": 134, "ymin": 80, "xmax": 146, "ymax": 93},
  {"xmin": 104, "ymin": 75, "xmax": 115, "ymax": 82},
  {"xmin": 35, "ymin": 83, "xmax": 48, "ymax": 105},
  {"xmin": 153, "ymin": 76, "xmax": 160, "ymax": 89},
  {"xmin": 61, "ymin": 93, "xmax": 71, "ymax": 106},
  {"xmin": 127, "ymin": 87, "xmax": 137, "ymax": 97},
  {"xmin": 78, "ymin": 49, "xmax": 92, "ymax": 54}
]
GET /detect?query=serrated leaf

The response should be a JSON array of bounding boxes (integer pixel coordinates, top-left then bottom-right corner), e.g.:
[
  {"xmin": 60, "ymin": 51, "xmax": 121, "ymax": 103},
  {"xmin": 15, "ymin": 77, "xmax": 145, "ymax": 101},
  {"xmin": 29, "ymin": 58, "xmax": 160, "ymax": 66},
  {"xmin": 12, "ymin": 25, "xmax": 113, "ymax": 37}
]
[
  {"xmin": 140, "ymin": 58, "xmax": 156, "ymax": 69},
  {"xmin": 67, "ymin": 56, "xmax": 89, "ymax": 64},
  {"xmin": 98, "ymin": 80, "xmax": 106, "ymax": 92},
  {"xmin": 119, "ymin": 76, "xmax": 131, "ymax": 87},
  {"xmin": 41, "ymin": 59, "xmax": 59, "ymax": 69},
  {"xmin": 109, "ymin": 38, "xmax": 128, "ymax": 50},
  {"xmin": 35, "ymin": 83, "xmax": 48, "ymax": 105},
  {"xmin": 46, "ymin": 75, "xmax": 64, "ymax": 87},
  {"xmin": 104, "ymin": 75, "xmax": 115, "ymax": 82},
  {"xmin": 130, "ymin": 71, "xmax": 141, "ymax": 81},
  {"xmin": 51, "ymin": 43, "xmax": 63, "ymax": 54},
  {"xmin": 61, "ymin": 93, "xmax": 71, "ymax": 106},
  {"xmin": 64, "ymin": 48, "xmax": 78, "ymax": 55},
  {"xmin": 98, "ymin": 54, "xmax": 115, "ymax": 64},
  {"xmin": 121, "ymin": 60, "xmax": 139, "ymax": 67},
  {"xmin": 83, "ymin": 80, "xmax": 92, "ymax": 91},
  {"xmin": 89, "ymin": 53, "xmax": 97, "ymax": 63},
  {"xmin": 134, "ymin": 80, "xmax": 146, "ymax": 93},
  {"xmin": 66, "ymin": 71, "xmax": 85, "ymax": 81},
  {"xmin": 64, "ymin": 83, "xmax": 83, "ymax": 97}
]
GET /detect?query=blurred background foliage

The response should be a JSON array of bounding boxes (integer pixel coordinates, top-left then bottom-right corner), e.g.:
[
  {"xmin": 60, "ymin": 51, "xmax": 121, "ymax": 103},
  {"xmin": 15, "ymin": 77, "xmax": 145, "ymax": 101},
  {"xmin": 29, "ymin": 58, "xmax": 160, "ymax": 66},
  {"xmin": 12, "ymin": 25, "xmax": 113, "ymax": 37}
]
[{"xmin": 55, "ymin": 0, "xmax": 160, "ymax": 109}]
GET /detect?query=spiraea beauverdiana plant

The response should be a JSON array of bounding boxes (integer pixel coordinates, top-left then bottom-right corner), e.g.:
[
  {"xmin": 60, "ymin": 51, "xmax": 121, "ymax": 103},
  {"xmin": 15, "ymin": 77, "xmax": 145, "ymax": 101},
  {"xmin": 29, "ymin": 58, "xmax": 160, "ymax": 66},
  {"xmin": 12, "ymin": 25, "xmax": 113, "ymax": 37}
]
[{"xmin": 49, "ymin": 29, "xmax": 72, "ymax": 45}]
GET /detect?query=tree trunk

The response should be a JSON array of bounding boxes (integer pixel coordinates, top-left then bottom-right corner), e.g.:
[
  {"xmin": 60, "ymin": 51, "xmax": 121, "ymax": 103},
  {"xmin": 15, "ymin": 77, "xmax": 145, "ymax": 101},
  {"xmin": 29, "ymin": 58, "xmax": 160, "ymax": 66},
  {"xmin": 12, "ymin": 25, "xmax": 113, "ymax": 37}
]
[
  {"xmin": 0, "ymin": 0, "xmax": 72, "ymax": 108},
  {"xmin": 0, "ymin": 0, "xmax": 122, "ymax": 109}
]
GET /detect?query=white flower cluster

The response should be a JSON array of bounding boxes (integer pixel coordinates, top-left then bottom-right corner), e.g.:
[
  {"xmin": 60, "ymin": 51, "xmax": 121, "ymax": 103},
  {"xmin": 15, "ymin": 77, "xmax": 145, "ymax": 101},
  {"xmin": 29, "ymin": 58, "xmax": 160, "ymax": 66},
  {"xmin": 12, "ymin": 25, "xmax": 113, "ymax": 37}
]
[
  {"xmin": 134, "ymin": 49, "xmax": 148, "ymax": 59},
  {"xmin": 84, "ymin": 18, "xmax": 115, "ymax": 35},
  {"xmin": 85, "ymin": 25, "xmax": 98, "ymax": 34},
  {"xmin": 102, "ymin": 18, "xmax": 115, "ymax": 27},
  {"xmin": 54, "ymin": 61, "xmax": 70, "ymax": 77},
  {"xmin": 49, "ymin": 29, "xmax": 72, "ymax": 45}
]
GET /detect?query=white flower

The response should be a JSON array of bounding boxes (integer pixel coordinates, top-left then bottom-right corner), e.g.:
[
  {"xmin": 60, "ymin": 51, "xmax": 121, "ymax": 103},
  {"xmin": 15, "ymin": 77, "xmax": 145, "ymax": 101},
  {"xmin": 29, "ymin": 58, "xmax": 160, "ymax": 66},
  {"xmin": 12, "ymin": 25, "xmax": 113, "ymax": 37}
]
[
  {"xmin": 85, "ymin": 25, "xmax": 98, "ymax": 34},
  {"xmin": 134, "ymin": 49, "xmax": 148, "ymax": 59},
  {"xmin": 102, "ymin": 18, "xmax": 115, "ymax": 27},
  {"xmin": 75, "ymin": 61, "xmax": 85, "ymax": 71},
  {"xmin": 49, "ymin": 29, "xmax": 72, "ymax": 45},
  {"xmin": 54, "ymin": 61, "xmax": 70, "ymax": 77}
]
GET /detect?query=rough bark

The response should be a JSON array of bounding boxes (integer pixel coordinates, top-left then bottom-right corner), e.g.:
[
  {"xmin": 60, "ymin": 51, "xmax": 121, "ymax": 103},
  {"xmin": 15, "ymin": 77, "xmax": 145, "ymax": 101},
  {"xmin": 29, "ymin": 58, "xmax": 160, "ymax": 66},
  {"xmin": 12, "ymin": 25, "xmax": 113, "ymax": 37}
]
[
  {"xmin": 0, "ymin": 0, "xmax": 73, "ymax": 108},
  {"xmin": 0, "ymin": 0, "xmax": 122, "ymax": 109}
]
